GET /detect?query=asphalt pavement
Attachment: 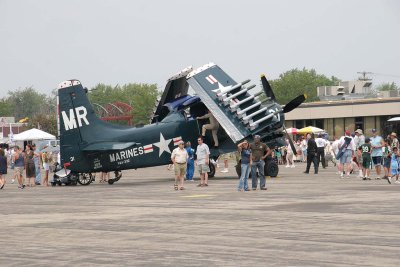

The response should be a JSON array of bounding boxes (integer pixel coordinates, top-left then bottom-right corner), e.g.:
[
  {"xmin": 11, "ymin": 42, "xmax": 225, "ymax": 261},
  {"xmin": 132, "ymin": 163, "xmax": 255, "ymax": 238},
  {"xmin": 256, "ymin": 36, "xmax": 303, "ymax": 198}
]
[{"xmin": 1, "ymin": 161, "xmax": 400, "ymax": 266}]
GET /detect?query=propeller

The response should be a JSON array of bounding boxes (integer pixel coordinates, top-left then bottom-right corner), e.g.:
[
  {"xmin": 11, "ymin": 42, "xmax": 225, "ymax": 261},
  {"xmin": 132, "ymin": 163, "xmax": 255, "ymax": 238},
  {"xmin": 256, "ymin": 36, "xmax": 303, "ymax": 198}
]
[
  {"xmin": 260, "ymin": 74, "xmax": 276, "ymax": 100},
  {"xmin": 282, "ymin": 94, "xmax": 307, "ymax": 113},
  {"xmin": 282, "ymin": 124, "xmax": 298, "ymax": 156}
]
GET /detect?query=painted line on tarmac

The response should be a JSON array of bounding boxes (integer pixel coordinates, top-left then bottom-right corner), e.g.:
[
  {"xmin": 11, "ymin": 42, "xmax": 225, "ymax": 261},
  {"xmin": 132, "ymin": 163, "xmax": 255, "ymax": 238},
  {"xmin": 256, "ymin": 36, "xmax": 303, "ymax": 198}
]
[{"xmin": 180, "ymin": 194, "xmax": 215, "ymax": 198}]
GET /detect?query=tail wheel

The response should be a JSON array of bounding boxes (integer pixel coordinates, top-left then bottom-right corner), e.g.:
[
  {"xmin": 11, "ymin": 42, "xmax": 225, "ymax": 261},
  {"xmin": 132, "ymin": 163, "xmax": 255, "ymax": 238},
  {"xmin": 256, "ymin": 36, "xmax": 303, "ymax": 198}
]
[
  {"xmin": 108, "ymin": 171, "xmax": 122, "ymax": 185},
  {"xmin": 78, "ymin": 173, "xmax": 93, "ymax": 185},
  {"xmin": 208, "ymin": 162, "xmax": 216, "ymax": 178}
]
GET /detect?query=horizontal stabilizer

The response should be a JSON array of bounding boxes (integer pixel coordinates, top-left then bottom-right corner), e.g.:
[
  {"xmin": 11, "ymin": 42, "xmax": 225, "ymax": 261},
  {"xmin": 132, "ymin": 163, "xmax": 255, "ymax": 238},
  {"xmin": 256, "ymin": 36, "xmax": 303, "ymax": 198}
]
[{"xmin": 82, "ymin": 142, "xmax": 138, "ymax": 151}]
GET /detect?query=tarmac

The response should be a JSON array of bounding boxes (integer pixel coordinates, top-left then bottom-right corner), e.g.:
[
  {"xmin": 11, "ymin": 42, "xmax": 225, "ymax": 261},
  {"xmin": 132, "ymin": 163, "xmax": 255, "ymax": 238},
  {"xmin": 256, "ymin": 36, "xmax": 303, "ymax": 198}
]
[{"xmin": 1, "ymin": 161, "xmax": 400, "ymax": 267}]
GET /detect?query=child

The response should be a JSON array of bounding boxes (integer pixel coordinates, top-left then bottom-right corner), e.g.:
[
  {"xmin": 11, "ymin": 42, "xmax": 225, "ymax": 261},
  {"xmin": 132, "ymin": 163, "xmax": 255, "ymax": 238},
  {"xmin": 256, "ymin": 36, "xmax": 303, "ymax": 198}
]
[
  {"xmin": 360, "ymin": 138, "xmax": 372, "ymax": 180},
  {"xmin": 390, "ymin": 147, "xmax": 399, "ymax": 184}
]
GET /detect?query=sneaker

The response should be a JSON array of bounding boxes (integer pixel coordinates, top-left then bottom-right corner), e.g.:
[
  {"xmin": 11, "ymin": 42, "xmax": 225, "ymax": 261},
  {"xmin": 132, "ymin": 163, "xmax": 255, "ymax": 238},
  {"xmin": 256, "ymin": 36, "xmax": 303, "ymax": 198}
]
[
  {"xmin": 303, "ymin": 171, "xmax": 309, "ymax": 174},
  {"xmin": 291, "ymin": 165, "xmax": 295, "ymax": 168},
  {"xmin": 362, "ymin": 177, "xmax": 367, "ymax": 181},
  {"xmin": 11, "ymin": 179, "xmax": 15, "ymax": 184},
  {"xmin": 285, "ymin": 165, "xmax": 290, "ymax": 168},
  {"xmin": 386, "ymin": 176, "xmax": 392, "ymax": 184},
  {"xmin": 260, "ymin": 187, "xmax": 267, "ymax": 190},
  {"xmin": 244, "ymin": 189, "xmax": 251, "ymax": 191},
  {"xmin": 395, "ymin": 180, "xmax": 400, "ymax": 184},
  {"xmin": 220, "ymin": 169, "xmax": 228, "ymax": 173},
  {"xmin": 340, "ymin": 173, "xmax": 344, "ymax": 178},
  {"xmin": 252, "ymin": 188, "xmax": 257, "ymax": 190}
]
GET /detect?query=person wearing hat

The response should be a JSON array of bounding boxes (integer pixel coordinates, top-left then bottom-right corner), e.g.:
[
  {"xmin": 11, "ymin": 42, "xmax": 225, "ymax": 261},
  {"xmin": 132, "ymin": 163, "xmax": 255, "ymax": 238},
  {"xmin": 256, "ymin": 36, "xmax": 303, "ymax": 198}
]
[
  {"xmin": 171, "ymin": 140, "xmax": 189, "ymax": 190},
  {"xmin": 390, "ymin": 132, "xmax": 399, "ymax": 150},
  {"xmin": 250, "ymin": 135, "xmax": 271, "ymax": 190},
  {"xmin": 370, "ymin": 128, "xmax": 384, "ymax": 179}
]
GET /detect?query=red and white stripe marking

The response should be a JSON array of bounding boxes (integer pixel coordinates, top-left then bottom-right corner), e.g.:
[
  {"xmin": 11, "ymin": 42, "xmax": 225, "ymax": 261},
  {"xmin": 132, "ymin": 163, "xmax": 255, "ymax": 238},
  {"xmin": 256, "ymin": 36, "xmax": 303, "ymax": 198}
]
[
  {"xmin": 173, "ymin": 136, "xmax": 183, "ymax": 146},
  {"xmin": 143, "ymin": 144, "xmax": 153, "ymax": 154},
  {"xmin": 206, "ymin": 75, "xmax": 217, "ymax": 84}
]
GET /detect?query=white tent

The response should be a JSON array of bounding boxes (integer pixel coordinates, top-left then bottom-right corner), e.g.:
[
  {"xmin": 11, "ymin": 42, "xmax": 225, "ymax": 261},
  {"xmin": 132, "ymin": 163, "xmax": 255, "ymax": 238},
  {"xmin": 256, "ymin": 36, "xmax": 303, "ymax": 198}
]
[
  {"xmin": 12, "ymin": 128, "xmax": 56, "ymax": 141},
  {"xmin": 388, "ymin": 117, "xmax": 400, "ymax": 122}
]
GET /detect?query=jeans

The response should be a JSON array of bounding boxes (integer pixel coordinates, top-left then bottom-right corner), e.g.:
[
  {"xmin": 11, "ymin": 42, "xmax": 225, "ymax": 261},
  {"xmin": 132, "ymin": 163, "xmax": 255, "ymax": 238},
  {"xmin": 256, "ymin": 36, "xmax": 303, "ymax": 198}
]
[
  {"xmin": 238, "ymin": 163, "xmax": 250, "ymax": 191},
  {"xmin": 251, "ymin": 160, "xmax": 266, "ymax": 189},
  {"xmin": 34, "ymin": 159, "xmax": 41, "ymax": 183}
]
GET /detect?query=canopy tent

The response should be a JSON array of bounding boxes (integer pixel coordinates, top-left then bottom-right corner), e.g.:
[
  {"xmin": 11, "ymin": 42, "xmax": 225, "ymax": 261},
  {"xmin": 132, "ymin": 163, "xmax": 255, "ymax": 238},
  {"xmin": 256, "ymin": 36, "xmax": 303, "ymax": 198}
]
[
  {"xmin": 388, "ymin": 117, "xmax": 400, "ymax": 122},
  {"xmin": 298, "ymin": 126, "xmax": 325, "ymax": 134},
  {"xmin": 285, "ymin": 127, "xmax": 298, "ymax": 134},
  {"xmin": 12, "ymin": 128, "xmax": 56, "ymax": 141}
]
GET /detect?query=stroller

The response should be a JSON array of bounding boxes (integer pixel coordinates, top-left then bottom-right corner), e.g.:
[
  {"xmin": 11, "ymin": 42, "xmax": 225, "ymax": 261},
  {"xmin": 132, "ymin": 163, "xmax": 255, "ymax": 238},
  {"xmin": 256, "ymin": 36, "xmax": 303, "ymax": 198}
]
[{"xmin": 51, "ymin": 162, "xmax": 78, "ymax": 186}]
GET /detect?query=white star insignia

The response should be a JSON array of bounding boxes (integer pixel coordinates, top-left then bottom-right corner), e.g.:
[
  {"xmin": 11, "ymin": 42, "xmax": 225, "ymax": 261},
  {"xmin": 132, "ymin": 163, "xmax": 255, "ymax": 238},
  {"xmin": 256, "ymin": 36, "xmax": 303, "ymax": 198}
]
[
  {"xmin": 212, "ymin": 82, "xmax": 232, "ymax": 94},
  {"xmin": 153, "ymin": 133, "xmax": 172, "ymax": 157}
]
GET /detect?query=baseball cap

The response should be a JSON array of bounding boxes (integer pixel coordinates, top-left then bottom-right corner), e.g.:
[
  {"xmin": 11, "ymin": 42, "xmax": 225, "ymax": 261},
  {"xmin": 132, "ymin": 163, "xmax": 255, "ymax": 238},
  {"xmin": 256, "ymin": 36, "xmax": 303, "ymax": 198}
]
[
  {"xmin": 372, "ymin": 128, "xmax": 377, "ymax": 132},
  {"xmin": 254, "ymin": 135, "xmax": 261, "ymax": 139},
  {"xmin": 178, "ymin": 141, "xmax": 184, "ymax": 145},
  {"xmin": 355, "ymin": 129, "xmax": 363, "ymax": 134}
]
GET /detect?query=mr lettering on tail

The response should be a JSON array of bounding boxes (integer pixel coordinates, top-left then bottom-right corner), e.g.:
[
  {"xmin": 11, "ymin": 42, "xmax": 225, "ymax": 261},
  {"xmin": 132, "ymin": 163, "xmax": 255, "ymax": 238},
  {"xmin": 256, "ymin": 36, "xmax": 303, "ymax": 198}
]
[{"xmin": 61, "ymin": 106, "xmax": 90, "ymax": 131}]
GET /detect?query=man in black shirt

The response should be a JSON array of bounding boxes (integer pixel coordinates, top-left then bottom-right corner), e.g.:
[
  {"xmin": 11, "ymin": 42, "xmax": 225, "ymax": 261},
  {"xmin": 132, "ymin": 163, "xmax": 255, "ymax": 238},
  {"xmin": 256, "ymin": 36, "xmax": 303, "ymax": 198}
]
[{"xmin": 304, "ymin": 133, "xmax": 319, "ymax": 174}]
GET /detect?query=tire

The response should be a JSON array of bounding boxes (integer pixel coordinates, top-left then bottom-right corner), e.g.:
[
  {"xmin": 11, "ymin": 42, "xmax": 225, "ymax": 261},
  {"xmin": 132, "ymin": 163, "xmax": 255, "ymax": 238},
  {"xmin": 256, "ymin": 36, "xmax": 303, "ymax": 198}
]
[
  {"xmin": 77, "ymin": 173, "xmax": 92, "ymax": 186},
  {"xmin": 265, "ymin": 161, "xmax": 279, "ymax": 177},
  {"xmin": 108, "ymin": 179, "xmax": 115, "ymax": 185},
  {"xmin": 208, "ymin": 162, "xmax": 216, "ymax": 178}
]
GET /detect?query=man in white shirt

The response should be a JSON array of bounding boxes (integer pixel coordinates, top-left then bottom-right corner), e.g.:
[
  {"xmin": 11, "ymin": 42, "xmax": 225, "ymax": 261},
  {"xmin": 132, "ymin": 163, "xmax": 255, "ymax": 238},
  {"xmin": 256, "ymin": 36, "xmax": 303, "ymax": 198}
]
[
  {"xmin": 315, "ymin": 133, "xmax": 327, "ymax": 169},
  {"xmin": 171, "ymin": 141, "xmax": 188, "ymax": 190},
  {"xmin": 196, "ymin": 136, "xmax": 210, "ymax": 187}
]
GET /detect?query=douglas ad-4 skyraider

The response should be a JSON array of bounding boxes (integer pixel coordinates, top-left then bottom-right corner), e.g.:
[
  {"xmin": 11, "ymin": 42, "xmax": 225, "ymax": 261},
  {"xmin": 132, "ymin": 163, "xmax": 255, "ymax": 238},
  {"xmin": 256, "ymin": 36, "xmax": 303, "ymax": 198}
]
[{"xmin": 57, "ymin": 63, "xmax": 305, "ymax": 185}]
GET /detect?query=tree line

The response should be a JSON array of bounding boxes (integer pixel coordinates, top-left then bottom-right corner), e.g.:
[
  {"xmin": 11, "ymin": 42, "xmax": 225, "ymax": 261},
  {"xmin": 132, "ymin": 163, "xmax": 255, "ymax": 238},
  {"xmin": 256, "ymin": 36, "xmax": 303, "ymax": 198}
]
[{"xmin": 0, "ymin": 68, "xmax": 397, "ymax": 136}]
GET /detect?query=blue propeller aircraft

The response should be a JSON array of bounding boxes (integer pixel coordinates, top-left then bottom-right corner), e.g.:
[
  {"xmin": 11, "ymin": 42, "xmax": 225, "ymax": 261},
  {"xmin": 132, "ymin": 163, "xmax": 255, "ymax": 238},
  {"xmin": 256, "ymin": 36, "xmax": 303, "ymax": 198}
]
[{"xmin": 56, "ymin": 63, "xmax": 305, "ymax": 185}]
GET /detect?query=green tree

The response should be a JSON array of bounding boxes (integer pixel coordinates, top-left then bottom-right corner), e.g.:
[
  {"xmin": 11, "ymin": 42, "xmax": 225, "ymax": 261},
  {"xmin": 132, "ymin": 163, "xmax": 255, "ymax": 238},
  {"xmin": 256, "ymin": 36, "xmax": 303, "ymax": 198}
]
[
  {"xmin": 6, "ymin": 87, "xmax": 48, "ymax": 120},
  {"xmin": 0, "ymin": 98, "xmax": 12, "ymax": 116},
  {"xmin": 375, "ymin": 82, "xmax": 398, "ymax": 91},
  {"xmin": 28, "ymin": 113, "xmax": 57, "ymax": 136},
  {"xmin": 269, "ymin": 68, "xmax": 339, "ymax": 104}
]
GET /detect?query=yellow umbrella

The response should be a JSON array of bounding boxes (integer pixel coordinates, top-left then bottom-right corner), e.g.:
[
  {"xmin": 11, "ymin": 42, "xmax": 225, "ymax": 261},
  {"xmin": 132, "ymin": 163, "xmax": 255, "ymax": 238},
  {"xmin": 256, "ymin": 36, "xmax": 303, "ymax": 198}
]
[{"xmin": 298, "ymin": 126, "xmax": 324, "ymax": 134}]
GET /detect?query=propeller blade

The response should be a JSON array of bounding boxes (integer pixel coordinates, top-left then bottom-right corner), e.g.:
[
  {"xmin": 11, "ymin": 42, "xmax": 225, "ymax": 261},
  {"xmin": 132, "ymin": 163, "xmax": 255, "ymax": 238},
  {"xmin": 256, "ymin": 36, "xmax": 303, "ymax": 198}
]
[
  {"xmin": 282, "ymin": 94, "xmax": 307, "ymax": 113},
  {"xmin": 260, "ymin": 74, "xmax": 275, "ymax": 101},
  {"xmin": 283, "ymin": 125, "xmax": 297, "ymax": 156}
]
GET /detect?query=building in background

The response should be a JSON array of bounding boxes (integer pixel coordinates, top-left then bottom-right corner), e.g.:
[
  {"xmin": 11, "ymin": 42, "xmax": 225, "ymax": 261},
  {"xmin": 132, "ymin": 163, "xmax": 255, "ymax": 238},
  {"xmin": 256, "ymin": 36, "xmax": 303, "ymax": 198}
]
[
  {"xmin": 0, "ymin": 117, "xmax": 27, "ymax": 143},
  {"xmin": 285, "ymin": 90, "xmax": 400, "ymax": 139}
]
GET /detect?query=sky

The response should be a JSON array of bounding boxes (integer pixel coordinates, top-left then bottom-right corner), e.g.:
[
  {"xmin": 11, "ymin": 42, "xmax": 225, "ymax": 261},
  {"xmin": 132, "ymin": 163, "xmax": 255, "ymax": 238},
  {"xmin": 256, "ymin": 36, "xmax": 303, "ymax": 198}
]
[{"xmin": 0, "ymin": 0, "xmax": 399, "ymax": 98}]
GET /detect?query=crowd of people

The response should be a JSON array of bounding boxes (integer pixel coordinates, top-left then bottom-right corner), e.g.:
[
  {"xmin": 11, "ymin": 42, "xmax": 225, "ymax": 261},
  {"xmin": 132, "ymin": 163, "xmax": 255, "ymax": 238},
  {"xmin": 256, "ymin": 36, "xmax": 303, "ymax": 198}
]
[
  {"xmin": 300, "ymin": 129, "xmax": 400, "ymax": 183},
  {"xmin": 0, "ymin": 144, "xmax": 57, "ymax": 190}
]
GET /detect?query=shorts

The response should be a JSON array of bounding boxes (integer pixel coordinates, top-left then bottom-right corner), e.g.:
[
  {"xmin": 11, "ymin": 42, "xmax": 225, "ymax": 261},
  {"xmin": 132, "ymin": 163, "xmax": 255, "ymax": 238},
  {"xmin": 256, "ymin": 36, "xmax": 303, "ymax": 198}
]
[
  {"xmin": 372, "ymin": 156, "xmax": 382, "ymax": 166},
  {"xmin": 198, "ymin": 163, "xmax": 210, "ymax": 174},
  {"xmin": 43, "ymin": 162, "xmax": 50, "ymax": 171},
  {"xmin": 362, "ymin": 157, "xmax": 371, "ymax": 169},
  {"xmin": 14, "ymin": 166, "xmax": 24, "ymax": 176},
  {"xmin": 383, "ymin": 158, "xmax": 391, "ymax": 168},
  {"xmin": 174, "ymin": 163, "xmax": 187, "ymax": 176},
  {"xmin": 340, "ymin": 150, "xmax": 353, "ymax": 164}
]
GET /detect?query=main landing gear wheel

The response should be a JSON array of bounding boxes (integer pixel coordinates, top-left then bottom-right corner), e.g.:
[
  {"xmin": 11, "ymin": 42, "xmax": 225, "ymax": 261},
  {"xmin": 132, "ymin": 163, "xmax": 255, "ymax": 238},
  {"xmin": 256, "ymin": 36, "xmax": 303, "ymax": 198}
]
[
  {"xmin": 265, "ymin": 161, "xmax": 279, "ymax": 178},
  {"xmin": 108, "ymin": 171, "xmax": 122, "ymax": 185},
  {"xmin": 77, "ymin": 173, "xmax": 93, "ymax": 185}
]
